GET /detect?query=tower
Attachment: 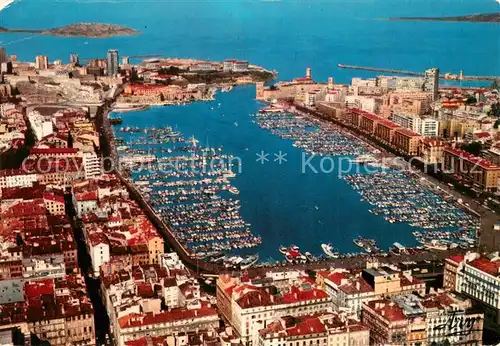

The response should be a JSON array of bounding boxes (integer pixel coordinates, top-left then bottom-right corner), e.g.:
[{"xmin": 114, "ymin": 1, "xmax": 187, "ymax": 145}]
[
  {"xmin": 70, "ymin": 53, "xmax": 79, "ymax": 65},
  {"xmin": 306, "ymin": 67, "xmax": 312, "ymax": 79},
  {"xmin": 35, "ymin": 55, "xmax": 49, "ymax": 70},
  {"xmin": 423, "ymin": 67, "xmax": 439, "ymax": 101},
  {"xmin": 0, "ymin": 46, "xmax": 6, "ymax": 65},
  {"xmin": 106, "ymin": 49, "xmax": 119, "ymax": 76},
  {"xmin": 328, "ymin": 77, "xmax": 334, "ymax": 90}
]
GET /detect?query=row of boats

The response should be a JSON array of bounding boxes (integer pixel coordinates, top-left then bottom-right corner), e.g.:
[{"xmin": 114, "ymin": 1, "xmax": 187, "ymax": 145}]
[
  {"xmin": 112, "ymin": 124, "xmax": 262, "ymax": 262},
  {"xmin": 251, "ymin": 111, "xmax": 374, "ymax": 157}
]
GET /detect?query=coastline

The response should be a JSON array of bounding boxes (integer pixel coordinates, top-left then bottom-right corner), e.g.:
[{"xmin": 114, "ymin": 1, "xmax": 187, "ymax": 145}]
[{"xmin": 390, "ymin": 13, "xmax": 500, "ymax": 23}]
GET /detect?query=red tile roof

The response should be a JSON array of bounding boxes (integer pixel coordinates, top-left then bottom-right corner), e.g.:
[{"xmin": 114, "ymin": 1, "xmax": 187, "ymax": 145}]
[
  {"xmin": 377, "ymin": 118, "xmax": 400, "ymax": 129},
  {"xmin": 447, "ymin": 255, "xmax": 464, "ymax": 264},
  {"xmin": 395, "ymin": 128, "xmax": 421, "ymax": 137},
  {"xmin": 468, "ymin": 257, "xmax": 500, "ymax": 277},
  {"xmin": 444, "ymin": 147, "xmax": 499, "ymax": 170},
  {"xmin": 125, "ymin": 336, "xmax": 168, "ymax": 346},
  {"xmin": 118, "ymin": 303, "xmax": 217, "ymax": 328},
  {"xmin": 339, "ymin": 278, "xmax": 374, "ymax": 294},
  {"xmin": 30, "ymin": 148, "xmax": 78, "ymax": 155},
  {"xmin": 365, "ymin": 300, "xmax": 406, "ymax": 322},
  {"xmin": 326, "ymin": 273, "xmax": 347, "ymax": 286}
]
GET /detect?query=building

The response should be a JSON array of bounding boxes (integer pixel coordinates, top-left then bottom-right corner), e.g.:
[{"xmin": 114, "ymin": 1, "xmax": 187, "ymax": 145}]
[
  {"xmin": 0, "ymin": 169, "xmax": 37, "ymax": 189},
  {"xmin": 116, "ymin": 304, "xmax": 219, "ymax": 346},
  {"xmin": 223, "ymin": 59, "xmax": 249, "ymax": 72},
  {"xmin": 324, "ymin": 266, "xmax": 425, "ymax": 317},
  {"xmin": 82, "ymin": 151, "xmax": 102, "ymax": 179},
  {"xmin": 69, "ymin": 53, "xmax": 79, "ymax": 65},
  {"xmin": 0, "ymin": 46, "xmax": 6, "ymax": 65},
  {"xmin": 258, "ymin": 313, "xmax": 369, "ymax": 346},
  {"xmin": 424, "ymin": 67, "xmax": 440, "ymax": 101},
  {"xmin": 27, "ymin": 110, "xmax": 53, "ymax": 141},
  {"xmin": 443, "ymin": 147, "xmax": 500, "ymax": 191},
  {"xmin": 390, "ymin": 113, "xmax": 439, "ymax": 138},
  {"xmin": 107, "ymin": 49, "xmax": 119, "ymax": 76},
  {"xmin": 217, "ymin": 272, "xmax": 331, "ymax": 346},
  {"xmin": 419, "ymin": 138, "xmax": 445, "ymax": 165},
  {"xmin": 450, "ymin": 252, "xmax": 500, "ymax": 323},
  {"xmin": 392, "ymin": 128, "xmax": 421, "ymax": 156},
  {"xmin": 362, "ymin": 292, "xmax": 483, "ymax": 346},
  {"xmin": 421, "ymin": 292, "xmax": 483, "ymax": 346},
  {"xmin": 35, "ymin": 55, "xmax": 49, "ymax": 70}
]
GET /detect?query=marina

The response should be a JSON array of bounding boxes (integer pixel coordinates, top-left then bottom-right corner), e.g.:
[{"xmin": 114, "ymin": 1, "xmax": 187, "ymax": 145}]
[
  {"xmin": 112, "ymin": 122, "xmax": 262, "ymax": 265},
  {"xmin": 110, "ymin": 86, "xmax": 480, "ymax": 263}
]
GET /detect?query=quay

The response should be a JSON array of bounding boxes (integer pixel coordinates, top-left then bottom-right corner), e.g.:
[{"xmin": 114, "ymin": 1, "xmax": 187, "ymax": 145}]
[
  {"xmin": 337, "ymin": 63, "xmax": 500, "ymax": 81},
  {"xmin": 287, "ymin": 102, "xmax": 500, "ymax": 252},
  {"xmin": 98, "ymin": 107, "xmax": 480, "ymax": 276}
]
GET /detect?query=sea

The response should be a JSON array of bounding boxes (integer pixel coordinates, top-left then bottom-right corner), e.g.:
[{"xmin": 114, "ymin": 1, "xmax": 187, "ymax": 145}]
[{"xmin": 1, "ymin": 0, "xmax": 499, "ymax": 260}]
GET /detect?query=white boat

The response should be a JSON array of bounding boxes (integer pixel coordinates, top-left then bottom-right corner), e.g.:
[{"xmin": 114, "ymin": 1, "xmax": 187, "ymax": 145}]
[
  {"xmin": 423, "ymin": 240, "xmax": 448, "ymax": 251},
  {"xmin": 321, "ymin": 243, "xmax": 339, "ymax": 258},
  {"xmin": 240, "ymin": 254, "xmax": 259, "ymax": 269},
  {"xmin": 279, "ymin": 245, "xmax": 288, "ymax": 255},
  {"xmin": 228, "ymin": 186, "xmax": 240, "ymax": 195}
]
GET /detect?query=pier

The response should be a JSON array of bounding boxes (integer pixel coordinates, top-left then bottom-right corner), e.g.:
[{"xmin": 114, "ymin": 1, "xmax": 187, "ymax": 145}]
[{"xmin": 337, "ymin": 64, "xmax": 500, "ymax": 82}]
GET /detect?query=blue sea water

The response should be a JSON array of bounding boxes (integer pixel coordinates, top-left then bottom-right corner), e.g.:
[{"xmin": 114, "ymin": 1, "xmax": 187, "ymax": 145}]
[{"xmin": 1, "ymin": 0, "xmax": 499, "ymax": 259}]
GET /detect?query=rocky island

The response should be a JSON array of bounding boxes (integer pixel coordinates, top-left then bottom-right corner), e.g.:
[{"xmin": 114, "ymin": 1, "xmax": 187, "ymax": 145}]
[
  {"xmin": 0, "ymin": 23, "xmax": 139, "ymax": 38},
  {"xmin": 390, "ymin": 13, "xmax": 500, "ymax": 23}
]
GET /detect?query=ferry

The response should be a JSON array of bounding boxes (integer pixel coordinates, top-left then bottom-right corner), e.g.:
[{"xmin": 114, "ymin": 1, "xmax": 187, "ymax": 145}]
[
  {"xmin": 321, "ymin": 243, "xmax": 340, "ymax": 258},
  {"xmin": 240, "ymin": 254, "xmax": 259, "ymax": 269},
  {"xmin": 423, "ymin": 240, "xmax": 448, "ymax": 251}
]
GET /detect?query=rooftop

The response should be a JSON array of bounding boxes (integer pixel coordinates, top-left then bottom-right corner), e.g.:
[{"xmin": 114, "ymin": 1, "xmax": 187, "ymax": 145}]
[
  {"xmin": 468, "ymin": 257, "xmax": 500, "ymax": 277},
  {"xmin": 444, "ymin": 147, "xmax": 499, "ymax": 170},
  {"xmin": 118, "ymin": 303, "xmax": 217, "ymax": 328},
  {"xmin": 395, "ymin": 128, "xmax": 421, "ymax": 137}
]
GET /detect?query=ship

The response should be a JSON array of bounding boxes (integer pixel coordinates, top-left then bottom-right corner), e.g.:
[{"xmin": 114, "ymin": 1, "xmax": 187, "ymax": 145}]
[
  {"xmin": 321, "ymin": 243, "xmax": 340, "ymax": 258},
  {"xmin": 240, "ymin": 254, "xmax": 259, "ymax": 269},
  {"xmin": 423, "ymin": 240, "xmax": 448, "ymax": 251},
  {"xmin": 279, "ymin": 245, "xmax": 288, "ymax": 255},
  {"xmin": 305, "ymin": 252, "xmax": 314, "ymax": 262}
]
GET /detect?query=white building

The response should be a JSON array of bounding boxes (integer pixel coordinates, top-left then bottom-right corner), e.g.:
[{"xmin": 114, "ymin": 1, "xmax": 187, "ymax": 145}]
[
  {"xmin": 454, "ymin": 252, "xmax": 500, "ymax": 323},
  {"xmin": 81, "ymin": 151, "xmax": 102, "ymax": 179},
  {"xmin": 390, "ymin": 112, "xmax": 439, "ymax": 137},
  {"xmin": 73, "ymin": 193, "xmax": 98, "ymax": 218},
  {"xmin": 88, "ymin": 233, "xmax": 110, "ymax": 276},
  {"xmin": 258, "ymin": 313, "xmax": 370, "ymax": 346},
  {"xmin": 28, "ymin": 110, "xmax": 53, "ymax": 141},
  {"xmin": 0, "ymin": 169, "xmax": 37, "ymax": 189},
  {"xmin": 217, "ymin": 275, "xmax": 331, "ymax": 346},
  {"xmin": 345, "ymin": 95, "xmax": 378, "ymax": 113}
]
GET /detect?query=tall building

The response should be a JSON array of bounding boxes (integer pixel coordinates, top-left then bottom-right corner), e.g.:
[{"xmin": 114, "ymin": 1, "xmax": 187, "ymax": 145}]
[
  {"xmin": 70, "ymin": 53, "xmax": 79, "ymax": 65},
  {"xmin": 0, "ymin": 46, "xmax": 6, "ymax": 65},
  {"xmin": 445, "ymin": 252, "xmax": 500, "ymax": 323},
  {"xmin": 106, "ymin": 49, "xmax": 119, "ymax": 76},
  {"xmin": 424, "ymin": 67, "xmax": 439, "ymax": 101},
  {"xmin": 35, "ymin": 55, "xmax": 49, "ymax": 70},
  {"xmin": 305, "ymin": 67, "xmax": 312, "ymax": 79}
]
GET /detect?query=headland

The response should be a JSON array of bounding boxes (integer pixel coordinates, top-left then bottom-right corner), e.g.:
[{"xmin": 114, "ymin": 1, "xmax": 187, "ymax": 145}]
[
  {"xmin": 0, "ymin": 23, "xmax": 139, "ymax": 38},
  {"xmin": 390, "ymin": 13, "xmax": 500, "ymax": 23}
]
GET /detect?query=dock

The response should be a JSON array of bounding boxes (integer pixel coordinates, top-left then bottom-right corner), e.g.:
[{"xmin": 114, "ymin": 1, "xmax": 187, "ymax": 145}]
[{"xmin": 337, "ymin": 64, "xmax": 500, "ymax": 82}]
